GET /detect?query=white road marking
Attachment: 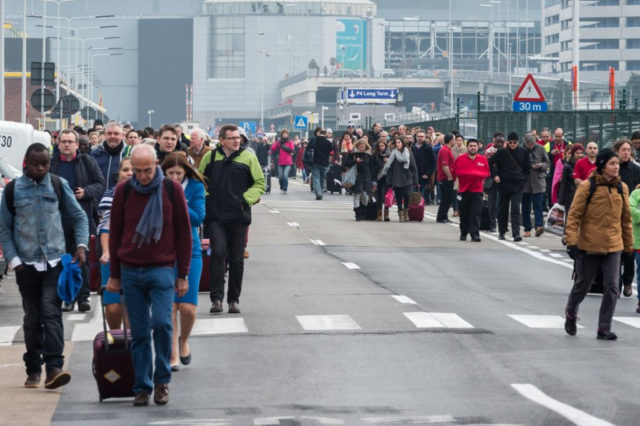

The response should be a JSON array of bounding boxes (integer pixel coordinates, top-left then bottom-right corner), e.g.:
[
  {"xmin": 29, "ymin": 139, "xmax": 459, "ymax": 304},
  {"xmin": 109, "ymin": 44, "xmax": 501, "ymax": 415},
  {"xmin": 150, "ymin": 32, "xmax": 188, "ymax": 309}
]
[
  {"xmin": 296, "ymin": 315, "xmax": 361, "ymax": 331},
  {"xmin": 519, "ymin": 241, "xmax": 529, "ymax": 245},
  {"xmin": 509, "ymin": 315, "xmax": 584, "ymax": 329},
  {"xmin": 190, "ymin": 318, "xmax": 248, "ymax": 335},
  {"xmin": 539, "ymin": 249, "xmax": 551, "ymax": 253},
  {"xmin": 342, "ymin": 262, "xmax": 360, "ymax": 269},
  {"xmin": 287, "ymin": 221, "xmax": 300, "ymax": 227},
  {"xmin": 613, "ymin": 317, "xmax": 640, "ymax": 328},
  {"xmin": 563, "ymin": 259, "xmax": 574, "ymax": 263},
  {"xmin": 150, "ymin": 420, "xmax": 232, "ymax": 425},
  {"xmin": 404, "ymin": 312, "xmax": 474, "ymax": 329},
  {"xmin": 71, "ymin": 309, "xmax": 103, "ymax": 341},
  {"xmin": 549, "ymin": 253, "xmax": 564, "ymax": 258},
  {"xmin": 527, "ymin": 246, "xmax": 540, "ymax": 249},
  {"xmin": 361, "ymin": 415, "xmax": 455, "ymax": 424},
  {"xmin": 66, "ymin": 314, "xmax": 87, "ymax": 321},
  {"xmin": 512, "ymin": 383, "xmax": 615, "ymax": 426},
  {"xmin": 0, "ymin": 326, "xmax": 20, "ymax": 346},
  {"xmin": 310, "ymin": 239, "xmax": 326, "ymax": 246},
  {"xmin": 391, "ymin": 295, "xmax": 417, "ymax": 304}
]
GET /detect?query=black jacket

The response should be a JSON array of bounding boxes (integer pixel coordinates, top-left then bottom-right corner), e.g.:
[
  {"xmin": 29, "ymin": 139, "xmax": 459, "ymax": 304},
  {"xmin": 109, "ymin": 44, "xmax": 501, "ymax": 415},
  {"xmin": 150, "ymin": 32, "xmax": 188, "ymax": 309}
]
[
  {"xmin": 256, "ymin": 143, "xmax": 270, "ymax": 167},
  {"xmin": 558, "ymin": 161, "xmax": 577, "ymax": 210},
  {"xmin": 412, "ymin": 143, "xmax": 436, "ymax": 177},
  {"xmin": 49, "ymin": 152, "xmax": 106, "ymax": 235},
  {"xmin": 489, "ymin": 146, "xmax": 531, "ymax": 192},
  {"xmin": 344, "ymin": 150, "xmax": 373, "ymax": 193},
  {"xmin": 367, "ymin": 130, "xmax": 380, "ymax": 146},
  {"xmin": 156, "ymin": 142, "xmax": 188, "ymax": 164},
  {"xmin": 312, "ymin": 136, "xmax": 333, "ymax": 167},
  {"xmin": 619, "ymin": 160, "xmax": 640, "ymax": 190},
  {"xmin": 372, "ymin": 149, "xmax": 390, "ymax": 179}
]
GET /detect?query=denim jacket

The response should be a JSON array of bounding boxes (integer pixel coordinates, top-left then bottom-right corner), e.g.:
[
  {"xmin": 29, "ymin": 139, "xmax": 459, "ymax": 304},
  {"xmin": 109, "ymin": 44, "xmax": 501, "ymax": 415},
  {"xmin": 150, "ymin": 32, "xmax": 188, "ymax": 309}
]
[{"xmin": 0, "ymin": 173, "xmax": 89, "ymax": 265}]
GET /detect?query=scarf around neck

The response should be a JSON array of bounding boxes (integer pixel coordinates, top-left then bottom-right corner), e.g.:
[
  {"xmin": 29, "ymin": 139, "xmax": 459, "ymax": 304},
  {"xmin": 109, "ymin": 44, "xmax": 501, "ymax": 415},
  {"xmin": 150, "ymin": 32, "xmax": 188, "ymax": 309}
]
[
  {"xmin": 389, "ymin": 148, "xmax": 411, "ymax": 169},
  {"xmin": 130, "ymin": 166, "xmax": 165, "ymax": 247},
  {"xmin": 103, "ymin": 140, "xmax": 124, "ymax": 156}
]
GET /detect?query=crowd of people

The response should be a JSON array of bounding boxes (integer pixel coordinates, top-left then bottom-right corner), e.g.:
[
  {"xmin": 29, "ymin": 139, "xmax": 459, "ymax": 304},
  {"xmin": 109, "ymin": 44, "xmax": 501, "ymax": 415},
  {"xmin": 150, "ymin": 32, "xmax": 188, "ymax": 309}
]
[{"xmin": 3, "ymin": 116, "xmax": 640, "ymax": 405}]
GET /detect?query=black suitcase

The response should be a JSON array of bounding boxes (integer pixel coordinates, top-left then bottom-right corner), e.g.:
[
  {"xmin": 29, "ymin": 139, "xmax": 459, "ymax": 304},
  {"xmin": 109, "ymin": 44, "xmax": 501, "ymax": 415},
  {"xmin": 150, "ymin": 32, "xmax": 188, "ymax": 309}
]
[
  {"xmin": 326, "ymin": 164, "xmax": 342, "ymax": 194},
  {"xmin": 365, "ymin": 201, "xmax": 378, "ymax": 220},
  {"xmin": 479, "ymin": 198, "xmax": 491, "ymax": 231},
  {"xmin": 263, "ymin": 166, "xmax": 271, "ymax": 194}
]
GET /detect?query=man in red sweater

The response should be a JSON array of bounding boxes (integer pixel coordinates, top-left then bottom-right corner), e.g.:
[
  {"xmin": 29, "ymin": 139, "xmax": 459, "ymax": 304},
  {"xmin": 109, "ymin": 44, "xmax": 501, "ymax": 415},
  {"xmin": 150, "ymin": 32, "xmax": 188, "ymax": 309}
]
[
  {"xmin": 436, "ymin": 133, "xmax": 456, "ymax": 223},
  {"xmin": 107, "ymin": 143, "xmax": 192, "ymax": 407},
  {"xmin": 572, "ymin": 141, "xmax": 598, "ymax": 185},
  {"xmin": 454, "ymin": 139, "xmax": 490, "ymax": 242}
]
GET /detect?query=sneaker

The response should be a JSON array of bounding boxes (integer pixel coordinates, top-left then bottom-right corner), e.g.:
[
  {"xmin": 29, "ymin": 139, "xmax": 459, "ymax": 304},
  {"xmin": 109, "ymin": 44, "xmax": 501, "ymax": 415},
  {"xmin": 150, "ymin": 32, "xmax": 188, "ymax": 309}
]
[
  {"xmin": 44, "ymin": 368, "xmax": 71, "ymax": 389},
  {"xmin": 61, "ymin": 302, "xmax": 75, "ymax": 312},
  {"xmin": 523, "ymin": 231, "xmax": 531, "ymax": 238},
  {"xmin": 564, "ymin": 313, "xmax": 577, "ymax": 336},
  {"xmin": 535, "ymin": 226, "xmax": 545, "ymax": 237},
  {"xmin": 597, "ymin": 329, "xmax": 617, "ymax": 341},
  {"xmin": 24, "ymin": 373, "xmax": 41, "ymax": 388},
  {"xmin": 78, "ymin": 300, "xmax": 91, "ymax": 312}
]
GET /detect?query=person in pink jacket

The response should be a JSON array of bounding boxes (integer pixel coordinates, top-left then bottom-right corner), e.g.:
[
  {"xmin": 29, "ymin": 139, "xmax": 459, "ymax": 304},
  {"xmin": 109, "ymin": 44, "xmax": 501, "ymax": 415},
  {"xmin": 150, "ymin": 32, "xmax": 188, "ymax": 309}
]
[
  {"xmin": 551, "ymin": 149, "xmax": 572, "ymax": 204},
  {"xmin": 270, "ymin": 129, "xmax": 295, "ymax": 193}
]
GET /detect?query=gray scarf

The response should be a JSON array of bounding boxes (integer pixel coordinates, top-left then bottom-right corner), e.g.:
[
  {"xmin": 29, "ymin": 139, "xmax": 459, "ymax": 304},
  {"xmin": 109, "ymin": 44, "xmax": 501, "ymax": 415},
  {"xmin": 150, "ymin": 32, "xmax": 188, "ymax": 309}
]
[{"xmin": 130, "ymin": 166, "xmax": 165, "ymax": 247}]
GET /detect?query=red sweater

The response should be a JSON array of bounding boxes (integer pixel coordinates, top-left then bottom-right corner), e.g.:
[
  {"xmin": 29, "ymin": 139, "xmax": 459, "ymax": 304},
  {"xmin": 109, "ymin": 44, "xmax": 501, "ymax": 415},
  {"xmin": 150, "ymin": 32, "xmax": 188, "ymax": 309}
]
[
  {"xmin": 437, "ymin": 145, "xmax": 455, "ymax": 182},
  {"xmin": 572, "ymin": 157, "xmax": 596, "ymax": 181},
  {"xmin": 109, "ymin": 179, "xmax": 192, "ymax": 279},
  {"xmin": 453, "ymin": 153, "xmax": 490, "ymax": 193}
]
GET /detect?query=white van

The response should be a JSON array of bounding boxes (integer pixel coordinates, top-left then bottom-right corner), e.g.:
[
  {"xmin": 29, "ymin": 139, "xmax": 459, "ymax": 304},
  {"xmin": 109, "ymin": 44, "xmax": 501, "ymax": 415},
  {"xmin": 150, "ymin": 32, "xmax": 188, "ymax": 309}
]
[{"xmin": 0, "ymin": 121, "xmax": 51, "ymax": 171}]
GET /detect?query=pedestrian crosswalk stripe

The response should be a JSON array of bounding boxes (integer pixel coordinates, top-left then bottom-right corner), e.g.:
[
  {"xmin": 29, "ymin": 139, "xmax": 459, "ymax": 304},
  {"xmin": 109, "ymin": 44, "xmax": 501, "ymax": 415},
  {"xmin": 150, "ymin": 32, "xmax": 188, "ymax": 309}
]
[
  {"xmin": 527, "ymin": 246, "xmax": 540, "ymax": 249},
  {"xmin": 613, "ymin": 317, "xmax": 640, "ymax": 328},
  {"xmin": 190, "ymin": 318, "xmax": 248, "ymax": 335},
  {"xmin": 342, "ymin": 262, "xmax": 360, "ymax": 269},
  {"xmin": 549, "ymin": 253, "xmax": 564, "ymax": 258},
  {"xmin": 539, "ymin": 249, "xmax": 551, "ymax": 253},
  {"xmin": 404, "ymin": 312, "xmax": 474, "ymax": 329},
  {"xmin": 361, "ymin": 415, "xmax": 455, "ymax": 424},
  {"xmin": 296, "ymin": 315, "xmax": 361, "ymax": 331},
  {"xmin": 0, "ymin": 326, "xmax": 20, "ymax": 346},
  {"xmin": 391, "ymin": 295, "xmax": 417, "ymax": 304},
  {"xmin": 67, "ymin": 314, "xmax": 87, "ymax": 321},
  {"xmin": 71, "ymin": 312, "xmax": 103, "ymax": 342},
  {"xmin": 508, "ymin": 315, "xmax": 584, "ymax": 329}
]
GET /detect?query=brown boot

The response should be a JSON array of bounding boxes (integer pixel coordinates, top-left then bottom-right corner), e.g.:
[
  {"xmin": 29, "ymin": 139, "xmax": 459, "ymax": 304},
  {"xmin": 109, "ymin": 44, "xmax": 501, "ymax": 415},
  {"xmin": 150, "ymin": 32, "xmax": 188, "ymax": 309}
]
[
  {"xmin": 376, "ymin": 209, "xmax": 383, "ymax": 221},
  {"xmin": 398, "ymin": 209, "xmax": 404, "ymax": 222},
  {"xmin": 384, "ymin": 207, "xmax": 390, "ymax": 222},
  {"xmin": 403, "ymin": 209, "xmax": 409, "ymax": 222}
]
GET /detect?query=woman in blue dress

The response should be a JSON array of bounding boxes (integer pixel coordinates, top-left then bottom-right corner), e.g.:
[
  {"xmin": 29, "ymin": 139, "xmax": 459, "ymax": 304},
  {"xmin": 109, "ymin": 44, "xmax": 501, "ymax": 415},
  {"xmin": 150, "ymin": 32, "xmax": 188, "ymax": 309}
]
[{"xmin": 161, "ymin": 152, "xmax": 206, "ymax": 371}]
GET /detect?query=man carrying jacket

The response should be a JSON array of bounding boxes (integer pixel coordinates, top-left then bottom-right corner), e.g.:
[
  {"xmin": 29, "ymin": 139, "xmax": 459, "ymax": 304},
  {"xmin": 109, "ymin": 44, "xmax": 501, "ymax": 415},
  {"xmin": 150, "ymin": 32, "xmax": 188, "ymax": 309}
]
[
  {"xmin": 199, "ymin": 124, "xmax": 265, "ymax": 314},
  {"xmin": 50, "ymin": 129, "xmax": 105, "ymax": 312},
  {"xmin": 489, "ymin": 132, "xmax": 531, "ymax": 241}
]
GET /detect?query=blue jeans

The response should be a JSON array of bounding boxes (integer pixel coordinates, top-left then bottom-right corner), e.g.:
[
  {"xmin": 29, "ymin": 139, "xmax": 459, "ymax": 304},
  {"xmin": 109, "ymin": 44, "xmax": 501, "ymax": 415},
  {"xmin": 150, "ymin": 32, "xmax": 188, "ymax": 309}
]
[
  {"xmin": 121, "ymin": 266, "xmax": 175, "ymax": 394},
  {"xmin": 278, "ymin": 165, "xmax": 291, "ymax": 191},
  {"xmin": 522, "ymin": 192, "xmax": 544, "ymax": 231},
  {"xmin": 312, "ymin": 164, "xmax": 328, "ymax": 197}
]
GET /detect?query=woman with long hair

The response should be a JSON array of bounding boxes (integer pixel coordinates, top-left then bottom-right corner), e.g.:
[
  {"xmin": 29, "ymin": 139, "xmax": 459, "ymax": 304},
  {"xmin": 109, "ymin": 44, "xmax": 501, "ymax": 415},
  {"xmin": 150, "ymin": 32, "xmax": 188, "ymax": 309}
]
[
  {"xmin": 377, "ymin": 137, "xmax": 419, "ymax": 222},
  {"xmin": 161, "ymin": 152, "xmax": 206, "ymax": 371},
  {"xmin": 270, "ymin": 129, "xmax": 295, "ymax": 194},
  {"xmin": 372, "ymin": 139, "xmax": 391, "ymax": 221}
]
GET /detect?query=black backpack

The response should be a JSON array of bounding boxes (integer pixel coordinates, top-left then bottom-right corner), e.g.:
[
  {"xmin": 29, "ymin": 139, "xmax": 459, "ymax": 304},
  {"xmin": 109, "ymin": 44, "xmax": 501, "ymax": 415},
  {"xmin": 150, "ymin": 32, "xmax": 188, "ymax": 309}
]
[{"xmin": 585, "ymin": 175, "xmax": 624, "ymax": 206}]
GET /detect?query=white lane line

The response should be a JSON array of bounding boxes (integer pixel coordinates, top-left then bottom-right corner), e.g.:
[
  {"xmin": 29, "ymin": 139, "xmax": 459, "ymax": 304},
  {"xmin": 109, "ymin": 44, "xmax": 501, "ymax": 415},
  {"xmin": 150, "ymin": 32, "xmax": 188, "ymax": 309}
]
[
  {"xmin": 0, "ymin": 326, "xmax": 20, "ymax": 346},
  {"xmin": 361, "ymin": 415, "xmax": 456, "ymax": 424},
  {"xmin": 310, "ymin": 239, "xmax": 326, "ymax": 246},
  {"xmin": 287, "ymin": 221, "xmax": 300, "ymax": 227},
  {"xmin": 509, "ymin": 315, "xmax": 584, "ymax": 329},
  {"xmin": 190, "ymin": 318, "xmax": 248, "ymax": 335},
  {"xmin": 296, "ymin": 315, "xmax": 361, "ymax": 331},
  {"xmin": 613, "ymin": 317, "xmax": 640, "ymax": 328},
  {"xmin": 519, "ymin": 241, "xmax": 530, "ymax": 245},
  {"xmin": 527, "ymin": 246, "xmax": 540, "ymax": 249},
  {"xmin": 66, "ymin": 314, "xmax": 87, "ymax": 321},
  {"xmin": 512, "ymin": 384, "xmax": 615, "ymax": 426},
  {"xmin": 342, "ymin": 262, "xmax": 360, "ymax": 270},
  {"xmin": 71, "ymin": 309, "xmax": 103, "ymax": 341},
  {"xmin": 539, "ymin": 249, "xmax": 551, "ymax": 253},
  {"xmin": 549, "ymin": 253, "xmax": 564, "ymax": 258},
  {"xmin": 391, "ymin": 295, "xmax": 417, "ymax": 304},
  {"xmin": 563, "ymin": 259, "xmax": 574, "ymax": 263},
  {"xmin": 151, "ymin": 420, "xmax": 232, "ymax": 425},
  {"xmin": 404, "ymin": 312, "xmax": 474, "ymax": 329}
]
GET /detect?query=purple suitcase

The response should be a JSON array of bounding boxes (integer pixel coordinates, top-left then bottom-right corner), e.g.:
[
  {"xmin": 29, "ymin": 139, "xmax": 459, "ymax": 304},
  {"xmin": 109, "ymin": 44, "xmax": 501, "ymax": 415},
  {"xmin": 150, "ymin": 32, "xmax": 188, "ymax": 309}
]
[
  {"xmin": 92, "ymin": 293, "xmax": 135, "ymax": 401},
  {"xmin": 408, "ymin": 196, "xmax": 425, "ymax": 222}
]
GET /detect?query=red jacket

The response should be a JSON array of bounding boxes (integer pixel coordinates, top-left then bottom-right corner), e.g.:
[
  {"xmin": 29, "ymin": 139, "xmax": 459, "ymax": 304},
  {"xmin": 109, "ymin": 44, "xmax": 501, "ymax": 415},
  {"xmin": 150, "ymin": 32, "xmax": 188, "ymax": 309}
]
[
  {"xmin": 453, "ymin": 153, "xmax": 490, "ymax": 193},
  {"xmin": 271, "ymin": 140, "xmax": 295, "ymax": 166},
  {"xmin": 109, "ymin": 179, "xmax": 192, "ymax": 279}
]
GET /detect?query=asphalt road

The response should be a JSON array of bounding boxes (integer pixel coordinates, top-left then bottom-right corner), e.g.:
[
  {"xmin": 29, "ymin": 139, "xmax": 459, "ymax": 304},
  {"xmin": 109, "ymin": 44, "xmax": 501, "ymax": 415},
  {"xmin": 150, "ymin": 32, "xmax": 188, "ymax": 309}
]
[{"xmin": 2, "ymin": 177, "xmax": 639, "ymax": 425}]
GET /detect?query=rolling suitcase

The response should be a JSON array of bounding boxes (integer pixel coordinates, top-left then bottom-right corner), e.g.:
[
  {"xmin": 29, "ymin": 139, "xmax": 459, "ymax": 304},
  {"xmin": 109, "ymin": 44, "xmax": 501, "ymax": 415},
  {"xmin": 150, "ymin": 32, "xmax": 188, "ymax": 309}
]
[
  {"xmin": 92, "ymin": 291, "xmax": 135, "ymax": 401},
  {"xmin": 365, "ymin": 200, "xmax": 378, "ymax": 220},
  {"xmin": 408, "ymin": 195, "xmax": 425, "ymax": 222},
  {"xmin": 263, "ymin": 166, "xmax": 271, "ymax": 194},
  {"xmin": 326, "ymin": 164, "xmax": 343, "ymax": 194}
]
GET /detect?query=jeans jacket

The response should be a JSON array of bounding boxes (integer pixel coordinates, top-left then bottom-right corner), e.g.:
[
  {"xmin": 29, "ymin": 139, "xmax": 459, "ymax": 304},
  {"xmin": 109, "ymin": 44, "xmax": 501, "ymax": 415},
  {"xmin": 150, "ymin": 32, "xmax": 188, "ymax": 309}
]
[{"xmin": 0, "ymin": 174, "xmax": 89, "ymax": 265}]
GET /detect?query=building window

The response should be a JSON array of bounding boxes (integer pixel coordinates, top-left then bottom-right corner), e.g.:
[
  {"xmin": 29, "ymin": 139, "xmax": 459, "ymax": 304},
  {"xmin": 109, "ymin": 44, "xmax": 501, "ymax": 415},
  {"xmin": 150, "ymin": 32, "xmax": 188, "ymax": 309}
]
[
  {"xmin": 581, "ymin": 39, "xmax": 619, "ymax": 49},
  {"xmin": 561, "ymin": 0, "xmax": 570, "ymax": 9},
  {"xmin": 561, "ymin": 40, "xmax": 571, "ymax": 51},
  {"xmin": 545, "ymin": 0, "xmax": 561, "ymax": 6},
  {"xmin": 581, "ymin": 17, "xmax": 619, "ymax": 27},
  {"xmin": 592, "ymin": 0, "xmax": 619, "ymax": 5},
  {"xmin": 627, "ymin": 0, "xmax": 640, "ymax": 4},
  {"xmin": 627, "ymin": 60, "xmax": 640, "ymax": 70},
  {"xmin": 580, "ymin": 60, "xmax": 619, "ymax": 71},
  {"xmin": 561, "ymin": 19, "xmax": 572, "ymax": 30},
  {"xmin": 545, "ymin": 33, "xmax": 559, "ymax": 44},
  {"xmin": 208, "ymin": 16, "xmax": 245, "ymax": 78},
  {"xmin": 628, "ymin": 17, "xmax": 640, "ymax": 26},
  {"xmin": 627, "ymin": 39, "xmax": 640, "ymax": 48},
  {"xmin": 545, "ymin": 15, "xmax": 560, "ymax": 26}
]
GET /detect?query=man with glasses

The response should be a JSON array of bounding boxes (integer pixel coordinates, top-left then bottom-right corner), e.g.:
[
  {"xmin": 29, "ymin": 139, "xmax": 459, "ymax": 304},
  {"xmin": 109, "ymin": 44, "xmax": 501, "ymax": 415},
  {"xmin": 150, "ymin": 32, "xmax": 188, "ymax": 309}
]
[
  {"xmin": 199, "ymin": 125, "xmax": 265, "ymax": 314},
  {"xmin": 50, "ymin": 130, "xmax": 105, "ymax": 312},
  {"xmin": 91, "ymin": 122, "xmax": 128, "ymax": 191},
  {"xmin": 489, "ymin": 132, "xmax": 531, "ymax": 241}
]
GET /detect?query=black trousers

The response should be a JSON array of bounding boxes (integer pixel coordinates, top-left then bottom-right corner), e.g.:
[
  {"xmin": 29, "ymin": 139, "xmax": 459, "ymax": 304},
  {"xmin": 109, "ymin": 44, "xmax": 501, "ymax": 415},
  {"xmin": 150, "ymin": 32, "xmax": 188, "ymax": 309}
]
[
  {"xmin": 375, "ymin": 179, "xmax": 388, "ymax": 210},
  {"xmin": 459, "ymin": 191, "xmax": 483, "ymax": 237},
  {"xmin": 394, "ymin": 185, "xmax": 412, "ymax": 210},
  {"xmin": 436, "ymin": 180, "xmax": 454, "ymax": 221},
  {"xmin": 209, "ymin": 222, "xmax": 248, "ymax": 304},
  {"xmin": 498, "ymin": 189, "xmax": 523, "ymax": 237},
  {"xmin": 16, "ymin": 264, "xmax": 64, "ymax": 375},
  {"xmin": 487, "ymin": 185, "xmax": 499, "ymax": 230},
  {"xmin": 621, "ymin": 253, "xmax": 635, "ymax": 287}
]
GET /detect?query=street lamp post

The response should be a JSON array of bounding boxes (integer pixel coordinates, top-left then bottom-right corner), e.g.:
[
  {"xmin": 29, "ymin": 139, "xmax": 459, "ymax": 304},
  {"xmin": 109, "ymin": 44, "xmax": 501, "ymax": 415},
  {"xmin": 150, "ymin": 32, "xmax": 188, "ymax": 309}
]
[
  {"xmin": 258, "ymin": 46, "xmax": 271, "ymax": 132},
  {"xmin": 88, "ymin": 51, "xmax": 123, "ymax": 105},
  {"xmin": 321, "ymin": 105, "xmax": 329, "ymax": 129},
  {"xmin": 147, "ymin": 109, "xmax": 155, "ymax": 127}
]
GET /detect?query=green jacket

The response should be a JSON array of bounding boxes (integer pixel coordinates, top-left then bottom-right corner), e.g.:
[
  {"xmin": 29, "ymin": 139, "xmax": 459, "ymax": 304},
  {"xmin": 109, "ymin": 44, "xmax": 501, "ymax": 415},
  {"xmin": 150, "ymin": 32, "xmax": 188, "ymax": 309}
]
[
  {"xmin": 629, "ymin": 187, "xmax": 640, "ymax": 249},
  {"xmin": 199, "ymin": 146, "xmax": 265, "ymax": 225}
]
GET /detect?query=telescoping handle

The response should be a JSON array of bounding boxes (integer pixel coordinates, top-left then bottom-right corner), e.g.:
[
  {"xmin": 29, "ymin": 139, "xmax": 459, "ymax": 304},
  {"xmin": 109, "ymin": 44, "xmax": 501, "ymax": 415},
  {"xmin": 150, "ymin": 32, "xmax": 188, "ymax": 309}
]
[{"xmin": 98, "ymin": 287, "xmax": 129, "ymax": 350}]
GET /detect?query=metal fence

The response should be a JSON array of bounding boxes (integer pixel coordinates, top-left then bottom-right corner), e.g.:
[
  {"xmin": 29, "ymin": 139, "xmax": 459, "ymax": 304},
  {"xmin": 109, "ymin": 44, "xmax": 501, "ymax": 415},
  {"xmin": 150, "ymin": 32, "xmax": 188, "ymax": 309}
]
[{"xmin": 477, "ymin": 109, "xmax": 640, "ymax": 147}]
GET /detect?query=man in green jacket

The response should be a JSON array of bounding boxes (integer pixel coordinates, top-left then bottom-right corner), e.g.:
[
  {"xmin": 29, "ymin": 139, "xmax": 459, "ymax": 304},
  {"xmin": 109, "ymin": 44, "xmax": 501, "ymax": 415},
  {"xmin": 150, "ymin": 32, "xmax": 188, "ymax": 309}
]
[{"xmin": 199, "ymin": 124, "xmax": 265, "ymax": 314}]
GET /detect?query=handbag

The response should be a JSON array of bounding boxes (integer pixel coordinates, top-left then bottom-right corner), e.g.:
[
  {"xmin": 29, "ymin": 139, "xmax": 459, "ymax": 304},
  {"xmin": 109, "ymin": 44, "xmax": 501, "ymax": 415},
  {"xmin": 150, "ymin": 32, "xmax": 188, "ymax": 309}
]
[
  {"xmin": 384, "ymin": 187, "xmax": 396, "ymax": 208},
  {"xmin": 342, "ymin": 166, "xmax": 357, "ymax": 189},
  {"xmin": 544, "ymin": 202, "xmax": 566, "ymax": 236}
]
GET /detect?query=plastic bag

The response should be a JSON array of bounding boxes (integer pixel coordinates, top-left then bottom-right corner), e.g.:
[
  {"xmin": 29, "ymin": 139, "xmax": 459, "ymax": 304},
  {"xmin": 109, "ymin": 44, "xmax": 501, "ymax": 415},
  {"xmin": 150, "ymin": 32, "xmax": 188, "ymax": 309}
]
[{"xmin": 544, "ymin": 203, "xmax": 566, "ymax": 236}]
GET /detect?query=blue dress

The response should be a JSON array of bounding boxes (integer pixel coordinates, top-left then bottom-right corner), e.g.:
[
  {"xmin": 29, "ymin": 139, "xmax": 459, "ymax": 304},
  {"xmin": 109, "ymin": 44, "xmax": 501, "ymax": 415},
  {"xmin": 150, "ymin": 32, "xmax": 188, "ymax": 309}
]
[{"xmin": 175, "ymin": 178, "xmax": 206, "ymax": 305}]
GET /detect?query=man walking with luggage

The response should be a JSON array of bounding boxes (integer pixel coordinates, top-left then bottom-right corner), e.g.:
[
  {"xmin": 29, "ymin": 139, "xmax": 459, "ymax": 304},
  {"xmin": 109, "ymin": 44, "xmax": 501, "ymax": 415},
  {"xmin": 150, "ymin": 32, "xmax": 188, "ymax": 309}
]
[
  {"xmin": 107, "ymin": 143, "xmax": 192, "ymax": 406},
  {"xmin": 199, "ymin": 125, "xmax": 265, "ymax": 314},
  {"xmin": 0, "ymin": 143, "xmax": 88, "ymax": 390},
  {"xmin": 454, "ymin": 139, "xmax": 490, "ymax": 242}
]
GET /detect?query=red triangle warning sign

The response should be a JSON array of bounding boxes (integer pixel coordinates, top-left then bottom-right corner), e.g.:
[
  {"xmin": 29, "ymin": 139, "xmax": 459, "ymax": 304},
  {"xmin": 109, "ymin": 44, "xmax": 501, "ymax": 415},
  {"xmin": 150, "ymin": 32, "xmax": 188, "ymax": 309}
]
[{"xmin": 514, "ymin": 74, "xmax": 545, "ymax": 102}]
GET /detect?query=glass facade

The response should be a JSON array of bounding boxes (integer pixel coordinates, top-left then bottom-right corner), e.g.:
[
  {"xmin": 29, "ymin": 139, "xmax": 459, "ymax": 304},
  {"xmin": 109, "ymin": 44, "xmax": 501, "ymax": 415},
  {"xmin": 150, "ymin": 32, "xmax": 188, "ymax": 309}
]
[
  {"xmin": 208, "ymin": 16, "xmax": 245, "ymax": 78},
  {"xmin": 202, "ymin": 1, "xmax": 376, "ymax": 17}
]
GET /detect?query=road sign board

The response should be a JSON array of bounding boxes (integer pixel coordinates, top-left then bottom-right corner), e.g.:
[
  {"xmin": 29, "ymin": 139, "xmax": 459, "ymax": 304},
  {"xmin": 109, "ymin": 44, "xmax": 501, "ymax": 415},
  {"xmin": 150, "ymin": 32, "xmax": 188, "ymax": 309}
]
[
  {"xmin": 239, "ymin": 121, "xmax": 257, "ymax": 134},
  {"xmin": 80, "ymin": 106, "xmax": 96, "ymax": 120},
  {"xmin": 346, "ymin": 88, "xmax": 398, "ymax": 104},
  {"xmin": 514, "ymin": 74, "xmax": 545, "ymax": 102},
  {"xmin": 30, "ymin": 62, "xmax": 55, "ymax": 86},
  {"xmin": 30, "ymin": 88, "xmax": 55, "ymax": 111},
  {"xmin": 513, "ymin": 101, "xmax": 548, "ymax": 113},
  {"xmin": 293, "ymin": 115, "xmax": 308, "ymax": 129}
]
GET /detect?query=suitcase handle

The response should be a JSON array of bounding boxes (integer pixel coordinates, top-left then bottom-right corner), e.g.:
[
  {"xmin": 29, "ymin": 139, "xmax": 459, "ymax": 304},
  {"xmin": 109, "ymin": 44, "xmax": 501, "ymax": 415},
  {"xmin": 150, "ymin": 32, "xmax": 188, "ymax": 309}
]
[{"xmin": 97, "ymin": 287, "xmax": 129, "ymax": 351}]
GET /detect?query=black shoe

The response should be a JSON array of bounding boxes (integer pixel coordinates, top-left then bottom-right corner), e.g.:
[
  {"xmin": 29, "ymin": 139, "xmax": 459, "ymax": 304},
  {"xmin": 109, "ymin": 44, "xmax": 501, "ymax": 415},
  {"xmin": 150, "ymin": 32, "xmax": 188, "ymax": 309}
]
[
  {"xmin": 459, "ymin": 234, "xmax": 467, "ymax": 241},
  {"xmin": 228, "ymin": 301, "xmax": 241, "ymax": 314},
  {"xmin": 564, "ymin": 313, "xmax": 577, "ymax": 336},
  {"xmin": 513, "ymin": 235, "xmax": 523, "ymax": 242},
  {"xmin": 437, "ymin": 219, "xmax": 449, "ymax": 224},
  {"xmin": 597, "ymin": 330, "xmax": 617, "ymax": 341},
  {"xmin": 78, "ymin": 300, "xmax": 91, "ymax": 312},
  {"xmin": 499, "ymin": 234, "xmax": 506, "ymax": 240},
  {"xmin": 170, "ymin": 364, "xmax": 179, "ymax": 372},
  {"xmin": 636, "ymin": 302, "xmax": 640, "ymax": 314},
  {"xmin": 471, "ymin": 235, "xmax": 481, "ymax": 242},
  {"xmin": 489, "ymin": 227, "xmax": 496, "ymax": 233},
  {"xmin": 61, "ymin": 302, "xmax": 75, "ymax": 312},
  {"xmin": 316, "ymin": 195, "xmax": 323, "ymax": 200},
  {"xmin": 209, "ymin": 299, "xmax": 223, "ymax": 314}
]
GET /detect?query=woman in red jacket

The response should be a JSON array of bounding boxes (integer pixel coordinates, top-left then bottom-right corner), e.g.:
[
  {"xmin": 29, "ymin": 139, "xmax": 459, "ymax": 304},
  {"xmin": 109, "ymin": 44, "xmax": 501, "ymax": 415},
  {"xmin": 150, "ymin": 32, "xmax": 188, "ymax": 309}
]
[{"xmin": 270, "ymin": 129, "xmax": 295, "ymax": 193}]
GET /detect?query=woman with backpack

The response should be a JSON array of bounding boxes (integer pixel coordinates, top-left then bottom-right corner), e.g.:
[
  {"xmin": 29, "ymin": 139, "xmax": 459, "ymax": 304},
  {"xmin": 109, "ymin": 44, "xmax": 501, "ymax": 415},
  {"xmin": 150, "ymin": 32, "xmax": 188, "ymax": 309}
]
[
  {"xmin": 377, "ymin": 137, "xmax": 418, "ymax": 222},
  {"xmin": 564, "ymin": 148, "xmax": 634, "ymax": 340}
]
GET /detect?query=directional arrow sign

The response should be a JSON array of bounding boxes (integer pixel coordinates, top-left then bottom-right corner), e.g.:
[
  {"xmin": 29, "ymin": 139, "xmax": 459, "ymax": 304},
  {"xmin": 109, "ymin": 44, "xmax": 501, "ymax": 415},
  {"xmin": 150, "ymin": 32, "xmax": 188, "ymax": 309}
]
[{"xmin": 346, "ymin": 88, "xmax": 398, "ymax": 104}]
